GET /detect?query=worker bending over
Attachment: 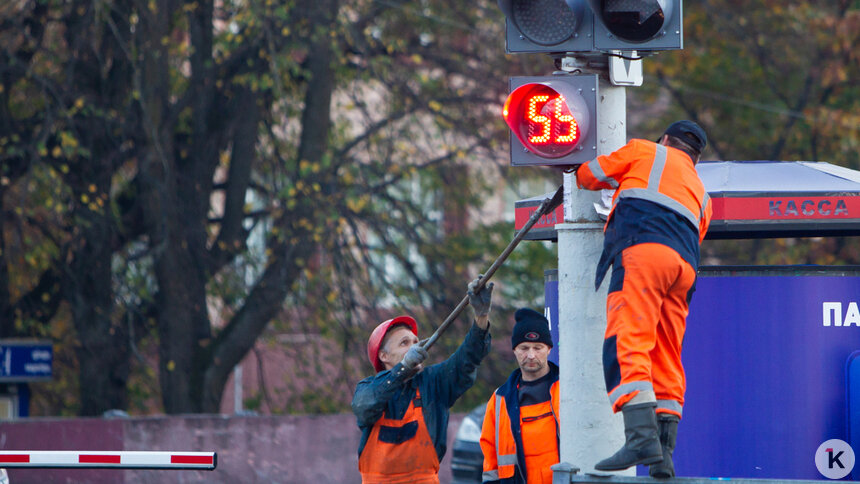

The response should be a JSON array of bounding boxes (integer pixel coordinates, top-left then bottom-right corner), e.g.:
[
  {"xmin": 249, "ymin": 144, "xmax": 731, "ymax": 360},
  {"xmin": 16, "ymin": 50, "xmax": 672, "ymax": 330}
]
[
  {"xmin": 352, "ymin": 277, "xmax": 493, "ymax": 484},
  {"xmin": 480, "ymin": 308, "xmax": 559, "ymax": 484},
  {"xmin": 575, "ymin": 120, "xmax": 712, "ymax": 477}
]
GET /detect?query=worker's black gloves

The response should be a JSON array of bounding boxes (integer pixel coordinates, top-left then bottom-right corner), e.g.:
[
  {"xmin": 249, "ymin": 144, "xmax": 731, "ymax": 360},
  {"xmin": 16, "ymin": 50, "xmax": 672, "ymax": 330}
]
[
  {"xmin": 467, "ymin": 275, "xmax": 494, "ymax": 317},
  {"xmin": 401, "ymin": 344, "xmax": 428, "ymax": 372}
]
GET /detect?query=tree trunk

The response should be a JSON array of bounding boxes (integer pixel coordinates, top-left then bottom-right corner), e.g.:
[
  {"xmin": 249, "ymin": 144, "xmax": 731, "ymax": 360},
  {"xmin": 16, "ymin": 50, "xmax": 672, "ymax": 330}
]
[
  {"xmin": 69, "ymin": 219, "xmax": 129, "ymax": 415},
  {"xmin": 198, "ymin": 0, "xmax": 340, "ymax": 412}
]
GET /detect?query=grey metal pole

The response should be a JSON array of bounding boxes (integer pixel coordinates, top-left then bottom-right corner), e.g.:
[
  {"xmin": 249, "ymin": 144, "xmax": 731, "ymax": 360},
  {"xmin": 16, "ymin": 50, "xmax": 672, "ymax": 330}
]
[
  {"xmin": 233, "ymin": 365, "xmax": 243, "ymax": 414},
  {"xmin": 557, "ymin": 62, "xmax": 629, "ymax": 475}
]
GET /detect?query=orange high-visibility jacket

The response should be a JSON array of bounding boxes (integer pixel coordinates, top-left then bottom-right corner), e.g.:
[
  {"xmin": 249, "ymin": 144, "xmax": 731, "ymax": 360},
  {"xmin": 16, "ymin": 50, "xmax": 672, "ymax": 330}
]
[
  {"xmin": 480, "ymin": 367, "xmax": 560, "ymax": 484},
  {"xmin": 576, "ymin": 139, "xmax": 711, "ymax": 243},
  {"xmin": 576, "ymin": 139, "xmax": 712, "ymax": 289}
]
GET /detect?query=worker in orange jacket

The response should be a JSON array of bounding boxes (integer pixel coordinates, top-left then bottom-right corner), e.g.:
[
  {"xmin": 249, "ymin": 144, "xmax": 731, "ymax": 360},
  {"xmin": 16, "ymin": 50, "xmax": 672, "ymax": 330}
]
[
  {"xmin": 575, "ymin": 120, "xmax": 712, "ymax": 477},
  {"xmin": 480, "ymin": 308, "xmax": 560, "ymax": 484},
  {"xmin": 352, "ymin": 277, "xmax": 493, "ymax": 484}
]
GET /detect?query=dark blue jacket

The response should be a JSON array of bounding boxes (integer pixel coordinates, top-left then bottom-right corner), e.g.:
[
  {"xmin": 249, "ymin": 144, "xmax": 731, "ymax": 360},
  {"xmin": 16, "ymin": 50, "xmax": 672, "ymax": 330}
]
[{"xmin": 352, "ymin": 322, "xmax": 491, "ymax": 461}]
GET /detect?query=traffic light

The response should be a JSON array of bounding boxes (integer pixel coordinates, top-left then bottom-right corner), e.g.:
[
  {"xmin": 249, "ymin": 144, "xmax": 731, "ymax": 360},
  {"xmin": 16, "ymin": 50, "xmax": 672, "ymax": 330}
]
[
  {"xmin": 498, "ymin": 0, "xmax": 593, "ymax": 53},
  {"xmin": 503, "ymin": 74, "xmax": 598, "ymax": 167},
  {"xmin": 588, "ymin": 0, "xmax": 682, "ymax": 51}
]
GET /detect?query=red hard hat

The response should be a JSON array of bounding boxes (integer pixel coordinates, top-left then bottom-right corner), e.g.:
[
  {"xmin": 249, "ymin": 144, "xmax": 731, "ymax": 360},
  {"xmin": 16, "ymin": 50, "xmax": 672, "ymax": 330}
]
[{"xmin": 367, "ymin": 315, "xmax": 418, "ymax": 373}]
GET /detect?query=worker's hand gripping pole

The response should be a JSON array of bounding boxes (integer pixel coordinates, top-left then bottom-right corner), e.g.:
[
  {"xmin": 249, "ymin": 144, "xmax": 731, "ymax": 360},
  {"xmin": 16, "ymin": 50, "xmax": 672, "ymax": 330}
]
[{"xmin": 421, "ymin": 185, "xmax": 564, "ymax": 352}]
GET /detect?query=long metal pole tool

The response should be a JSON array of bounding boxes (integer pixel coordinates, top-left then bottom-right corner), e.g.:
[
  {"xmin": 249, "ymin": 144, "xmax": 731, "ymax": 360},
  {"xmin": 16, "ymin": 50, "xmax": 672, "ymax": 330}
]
[{"xmin": 422, "ymin": 185, "xmax": 564, "ymax": 351}]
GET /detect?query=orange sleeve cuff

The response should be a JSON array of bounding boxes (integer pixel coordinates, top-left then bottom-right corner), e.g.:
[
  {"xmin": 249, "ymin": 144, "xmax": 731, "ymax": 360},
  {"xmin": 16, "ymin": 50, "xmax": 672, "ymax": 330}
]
[{"xmin": 576, "ymin": 161, "xmax": 610, "ymax": 190}]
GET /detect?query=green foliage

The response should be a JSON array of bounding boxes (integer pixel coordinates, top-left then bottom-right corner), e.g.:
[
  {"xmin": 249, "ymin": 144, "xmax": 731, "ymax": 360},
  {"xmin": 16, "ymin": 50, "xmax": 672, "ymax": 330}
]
[
  {"xmin": 635, "ymin": 1, "xmax": 860, "ymax": 265},
  {"xmin": 638, "ymin": 1, "xmax": 859, "ymax": 167}
]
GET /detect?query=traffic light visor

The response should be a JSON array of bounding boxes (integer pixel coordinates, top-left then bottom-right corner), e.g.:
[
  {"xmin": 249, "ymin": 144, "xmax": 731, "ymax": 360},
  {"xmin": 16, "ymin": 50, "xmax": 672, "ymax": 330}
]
[
  {"xmin": 596, "ymin": 0, "xmax": 670, "ymax": 43},
  {"xmin": 499, "ymin": 0, "xmax": 586, "ymax": 46},
  {"xmin": 503, "ymin": 82, "xmax": 590, "ymax": 159}
]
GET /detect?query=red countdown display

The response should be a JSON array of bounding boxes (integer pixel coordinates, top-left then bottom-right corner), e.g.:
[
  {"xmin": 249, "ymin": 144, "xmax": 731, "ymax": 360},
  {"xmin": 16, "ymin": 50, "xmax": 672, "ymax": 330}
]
[{"xmin": 503, "ymin": 77, "xmax": 595, "ymax": 166}]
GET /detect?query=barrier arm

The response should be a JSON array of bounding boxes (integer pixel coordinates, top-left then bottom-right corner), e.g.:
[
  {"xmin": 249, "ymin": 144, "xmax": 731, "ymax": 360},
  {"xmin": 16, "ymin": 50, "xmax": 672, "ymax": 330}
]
[{"xmin": 0, "ymin": 450, "xmax": 216, "ymax": 470}]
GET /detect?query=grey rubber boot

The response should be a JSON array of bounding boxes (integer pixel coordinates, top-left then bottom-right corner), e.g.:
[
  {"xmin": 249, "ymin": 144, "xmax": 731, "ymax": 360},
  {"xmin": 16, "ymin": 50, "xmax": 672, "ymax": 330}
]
[
  {"xmin": 649, "ymin": 414, "xmax": 680, "ymax": 478},
  {"xmin": 594, "ymin": 402, "xmax": 663, "ymax": 471}
]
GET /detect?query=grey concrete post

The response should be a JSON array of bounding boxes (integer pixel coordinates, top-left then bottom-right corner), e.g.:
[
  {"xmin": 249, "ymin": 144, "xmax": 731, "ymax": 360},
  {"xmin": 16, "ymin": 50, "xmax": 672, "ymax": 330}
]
[
  {"xmin": 551, "ymin": 462, "xmax": 579, "ymax": 484},
  {"xmin": 556, "ymin": 74, "xmax": 630, "ymax": 476}
]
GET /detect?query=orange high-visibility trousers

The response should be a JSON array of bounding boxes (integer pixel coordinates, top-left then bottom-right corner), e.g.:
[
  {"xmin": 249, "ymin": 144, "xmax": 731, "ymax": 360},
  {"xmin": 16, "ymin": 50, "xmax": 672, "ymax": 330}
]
[{"xmin": 603, "ymin": 243, "xmax": 696, "ymax": 418}]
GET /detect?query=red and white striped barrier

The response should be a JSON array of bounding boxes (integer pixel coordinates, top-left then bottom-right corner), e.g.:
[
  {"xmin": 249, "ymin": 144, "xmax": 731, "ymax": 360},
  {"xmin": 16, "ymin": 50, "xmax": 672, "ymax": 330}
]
[{"xmin": 0, "ymin": 451, "xmax": 216, "ymax": 470}]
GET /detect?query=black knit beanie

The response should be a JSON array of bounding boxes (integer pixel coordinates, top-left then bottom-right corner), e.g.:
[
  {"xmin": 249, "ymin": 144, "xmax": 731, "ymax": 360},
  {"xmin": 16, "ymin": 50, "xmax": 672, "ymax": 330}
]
[{"xmin": 511, "ymin": 307, "xmax": 553, "ymax": 349}]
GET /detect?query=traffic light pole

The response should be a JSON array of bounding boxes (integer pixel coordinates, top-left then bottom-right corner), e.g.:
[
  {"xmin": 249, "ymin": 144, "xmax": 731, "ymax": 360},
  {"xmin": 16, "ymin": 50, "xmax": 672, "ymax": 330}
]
[
  {"xmin": 497, "ymin": 0, "xmax": 685, "ymax": 477},
  {"xmin": 556, "ymin": 57, "xmax": 630, "ymax": 476}
]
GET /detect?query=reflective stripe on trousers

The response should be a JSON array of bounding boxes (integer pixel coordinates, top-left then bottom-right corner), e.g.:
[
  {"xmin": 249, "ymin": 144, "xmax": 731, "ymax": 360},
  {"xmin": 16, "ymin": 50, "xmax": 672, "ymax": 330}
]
[{"xmin": 603, "ymin": 243, "xmax": 694, "ymax": 415}]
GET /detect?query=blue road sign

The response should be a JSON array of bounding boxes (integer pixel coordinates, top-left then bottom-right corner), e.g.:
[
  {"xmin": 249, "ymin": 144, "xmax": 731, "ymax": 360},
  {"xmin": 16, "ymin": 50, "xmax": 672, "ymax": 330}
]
[{"xmin": 0, "ymin": 341, "xmax": 53, "ymax": 382}]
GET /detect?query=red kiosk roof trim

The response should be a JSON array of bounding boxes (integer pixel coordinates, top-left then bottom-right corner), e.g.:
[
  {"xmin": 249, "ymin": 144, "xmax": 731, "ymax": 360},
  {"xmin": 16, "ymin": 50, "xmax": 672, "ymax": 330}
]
[{"xmin": 514, "ymin": 161, "xmax": 860, "ymax": 241}]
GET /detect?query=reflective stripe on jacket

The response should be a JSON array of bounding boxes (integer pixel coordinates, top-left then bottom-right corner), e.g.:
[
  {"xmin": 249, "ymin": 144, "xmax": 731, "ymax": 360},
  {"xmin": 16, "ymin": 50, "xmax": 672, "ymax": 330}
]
[
  {"xmin": 576, "ymin": 139, "xmax": 712, "ymax": 289},
  {"xmin": 480, "ymin": 363, "xmax": 560, "ymax": 484},
  {"xmin": 576, "ymin": 139, "xmax": 711, "ymax": 242}
]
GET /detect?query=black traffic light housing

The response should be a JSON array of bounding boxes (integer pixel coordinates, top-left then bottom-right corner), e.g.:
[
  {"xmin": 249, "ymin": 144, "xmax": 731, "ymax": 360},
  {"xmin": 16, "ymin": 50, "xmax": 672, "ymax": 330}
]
[
  {"xmin": 498, "ymin": 0, "xmax": 594, "ymax": 53},
  {"xmin": 589, "ymin": 0, "xmax": 682, "ymax": 51},
  {"xmin": 505, "ymin": 74, "xmax": 598, "ymax": 167},
  {"xmin": 498, "ymin": 0, "xmax": 682, "ymax": 53}
]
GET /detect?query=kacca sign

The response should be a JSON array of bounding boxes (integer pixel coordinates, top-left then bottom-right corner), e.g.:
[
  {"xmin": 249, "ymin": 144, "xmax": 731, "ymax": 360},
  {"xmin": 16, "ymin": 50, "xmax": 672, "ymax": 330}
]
[
  {"xmin": 714, "ymin": 196, "xmax": 855, "ymax": 219},
  {"xmin": 514, "ymin": 161, "xmax": 860, "ymax": 241}
]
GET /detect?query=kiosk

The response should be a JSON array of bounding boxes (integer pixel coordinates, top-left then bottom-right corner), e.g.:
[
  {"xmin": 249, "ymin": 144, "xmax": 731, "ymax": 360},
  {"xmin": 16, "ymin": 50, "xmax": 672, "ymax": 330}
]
[{"xmin": 528, "ymin": 161, "xmax": 860, "ymax": 480}]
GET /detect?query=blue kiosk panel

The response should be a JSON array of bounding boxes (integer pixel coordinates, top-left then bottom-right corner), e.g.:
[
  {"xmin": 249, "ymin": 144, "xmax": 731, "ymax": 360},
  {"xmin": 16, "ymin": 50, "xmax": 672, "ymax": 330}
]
[
  {"xmin": 848, "ymin": 351, "xmax": 860, "ymax": 480},
  {"xmin": 544, "ymin": 269, "xmax": 860, "ymax": 480},
  {"xmin": 679, "ymin": 271, "xmax": 860, "ymax": 480}
]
